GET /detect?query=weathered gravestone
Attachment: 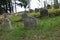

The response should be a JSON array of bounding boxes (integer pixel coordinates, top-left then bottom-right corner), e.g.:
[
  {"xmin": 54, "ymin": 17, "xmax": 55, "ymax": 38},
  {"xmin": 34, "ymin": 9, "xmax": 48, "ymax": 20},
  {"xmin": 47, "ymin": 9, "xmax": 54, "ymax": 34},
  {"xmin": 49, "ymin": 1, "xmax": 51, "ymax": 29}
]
[
  {"xmin": 1, "ymin": 13, "xmax": 12, "ymax": 31},
  {"xmin": 22, "ymin": 12, "xmax": 37, "ymax": 28},
  {"xmin": 29, "ymin": 9, "xmax": 34, "ymax": 13},
  {"xmin": 40, "ymin": 8, "xmax": 49, "ymax": 18},
  {"xmin": 35, "ymin": 8, "xmax": 40, "ymax": 13},
  {"xmin": 54, "ymin": 0, "xmax": 59, "ymax": 9}
]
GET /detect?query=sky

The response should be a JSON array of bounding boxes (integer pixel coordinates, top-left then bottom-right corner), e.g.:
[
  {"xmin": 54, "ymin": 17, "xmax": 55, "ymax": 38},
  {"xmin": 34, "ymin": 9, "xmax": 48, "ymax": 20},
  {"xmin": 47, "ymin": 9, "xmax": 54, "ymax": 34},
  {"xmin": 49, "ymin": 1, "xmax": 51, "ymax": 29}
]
[{"xmin": 12, "ymin": 0, "xmax": 60, "ymax": 13}]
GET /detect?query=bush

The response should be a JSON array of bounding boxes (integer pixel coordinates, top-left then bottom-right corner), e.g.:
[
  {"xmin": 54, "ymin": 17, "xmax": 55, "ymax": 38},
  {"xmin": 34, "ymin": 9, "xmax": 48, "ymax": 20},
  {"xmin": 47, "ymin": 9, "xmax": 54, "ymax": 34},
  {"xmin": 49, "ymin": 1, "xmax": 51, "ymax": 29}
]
[
  {"xmin": 33, "ymin": 13, "xmax": 40, "ymax": 18},
  {"xmin": 28, "ymin": 12, "xmax": 40, "ymax": 18},
  {"xmin": 48, "ymin": 9, "xmax": 56, "ymax": 17},
  {"xmin": 48, "ymin": 9, "xmax": 60, "ymax": 17},
  {"xmin": 55, "ymin": 9, "xmax": 60, "ymax": 16},
  {"xmin": 29, "ymin": 8, "xmax": 60, "ymax": 18}
]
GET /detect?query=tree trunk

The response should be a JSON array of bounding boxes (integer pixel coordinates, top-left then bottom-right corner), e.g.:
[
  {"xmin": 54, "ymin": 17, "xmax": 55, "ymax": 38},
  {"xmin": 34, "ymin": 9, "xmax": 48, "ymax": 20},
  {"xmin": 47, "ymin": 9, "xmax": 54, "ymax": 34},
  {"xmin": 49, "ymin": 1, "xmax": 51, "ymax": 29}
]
[{"xmin": 15, "ymin": 0, "xmax": 17, "ymax": 13}]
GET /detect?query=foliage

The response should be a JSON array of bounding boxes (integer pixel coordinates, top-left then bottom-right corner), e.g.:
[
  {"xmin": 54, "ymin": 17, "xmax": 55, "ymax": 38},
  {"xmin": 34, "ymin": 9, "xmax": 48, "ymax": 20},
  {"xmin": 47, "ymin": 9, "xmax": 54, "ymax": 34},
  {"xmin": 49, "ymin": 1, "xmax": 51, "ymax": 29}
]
[
  {"xmin": 28, "ymin": 12, "xmax": 40, "ymax": 18},
  {"xmin": 48, "ymin": 9, "xmax": 60, "ymax": 17},
  {"xmin": 0, "ymin": 15, "xmax": 60, "ymax": 40},
  {"xmin": 0, "ymin": 0, "xmax": 13, "ymax": 14},
  {"xmin": 0, "ymin": 8, "xmax": 60, "ymax": 40},
  {"xmin": 9, "ymin": 15, "xmax": 22, "ymax": 22},
  {"xmin": 48, "ymin": 9, "xmax": 56, "ymax": 14},
  {"xmin": 28, "ymin": 8, "xmax": 60, "ymax": 18},
  {"xmin": 18, "ymin": 0, "xmax": 29, "ymax": 8}
]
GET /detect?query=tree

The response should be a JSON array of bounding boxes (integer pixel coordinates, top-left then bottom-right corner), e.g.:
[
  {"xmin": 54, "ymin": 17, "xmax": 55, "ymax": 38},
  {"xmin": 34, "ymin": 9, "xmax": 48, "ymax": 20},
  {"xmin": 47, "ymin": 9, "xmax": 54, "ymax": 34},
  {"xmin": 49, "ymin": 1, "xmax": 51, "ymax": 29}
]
[
  {"xmin": 14, "ymin": 0, "xmax": 17, "ymax": 13},
  {"xmin": 18, "ymin": 0, "xmax": 31, "ymax": 12},
  {"xmin": 0, "ymin": 0, "xmax": 13, "ymax": 14}
]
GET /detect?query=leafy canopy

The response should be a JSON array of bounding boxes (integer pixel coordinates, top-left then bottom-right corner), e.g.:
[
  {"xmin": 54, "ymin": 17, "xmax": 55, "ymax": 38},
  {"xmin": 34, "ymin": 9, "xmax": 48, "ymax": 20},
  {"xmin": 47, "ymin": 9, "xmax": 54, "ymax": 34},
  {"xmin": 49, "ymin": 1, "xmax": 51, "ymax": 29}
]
[{"xmin": 18, "ymin": 0, "xmax": 29, "ymax": 8}]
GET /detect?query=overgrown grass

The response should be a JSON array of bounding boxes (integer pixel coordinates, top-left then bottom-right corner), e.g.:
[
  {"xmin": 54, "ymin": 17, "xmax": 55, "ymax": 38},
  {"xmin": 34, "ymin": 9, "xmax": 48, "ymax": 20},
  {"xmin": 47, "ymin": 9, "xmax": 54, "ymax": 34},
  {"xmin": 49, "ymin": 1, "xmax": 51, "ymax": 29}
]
[
  {"xmin": 0, "ymin": 14, "xmax": 60, "ymax": 40},
  {"xmin": 9, "ymin": 15, "xmax": 21, "ymax": 22},
  {"xmin": 48, "ymin": 8, "xmax": 60, "ymax": 14},
  {"xmin": 28, "ymin": 12, "xmax": 40, "ymax": 18},
  {"xmin": 48, "ymin": 8, "xmax": 56, "ymax": 14},
  {"xmin": 28, "ymin": 8, "xmax": 60, "ymax": 18}
]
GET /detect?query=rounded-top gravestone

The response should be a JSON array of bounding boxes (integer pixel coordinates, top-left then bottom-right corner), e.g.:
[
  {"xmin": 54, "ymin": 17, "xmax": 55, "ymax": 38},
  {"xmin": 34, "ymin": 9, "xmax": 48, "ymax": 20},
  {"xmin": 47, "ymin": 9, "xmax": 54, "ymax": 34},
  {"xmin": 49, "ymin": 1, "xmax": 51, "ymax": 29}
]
[
  {"xmin": 1, "ymin": 13, "xmax": 12, "ymax": 31},
  {"xmin": 21, "ymin": 13, "xmax": 38, "ymax": 28},
  {"xmin": 40, "ymin": 8, "xmax": 49, "ymax": 18}
]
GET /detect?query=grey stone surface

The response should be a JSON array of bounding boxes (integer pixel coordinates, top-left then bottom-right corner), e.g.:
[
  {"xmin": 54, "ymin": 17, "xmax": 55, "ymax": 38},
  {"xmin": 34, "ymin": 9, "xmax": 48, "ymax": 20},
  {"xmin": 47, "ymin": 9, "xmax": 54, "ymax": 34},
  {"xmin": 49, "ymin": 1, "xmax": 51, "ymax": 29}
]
[
  {"xmin": 2, "ymin": 18, "xmax": 12, "ymax": 31},
  {"xmin": 21, "ymin": 13, "xmax": 37, "ymax": 28},
  {"xmin": 40, "ymin": 8, "xmax": 49, "ymax": 18},
  {"xmin": 1, "ymin": 13, "xmax": 12, "ymax": 31}
]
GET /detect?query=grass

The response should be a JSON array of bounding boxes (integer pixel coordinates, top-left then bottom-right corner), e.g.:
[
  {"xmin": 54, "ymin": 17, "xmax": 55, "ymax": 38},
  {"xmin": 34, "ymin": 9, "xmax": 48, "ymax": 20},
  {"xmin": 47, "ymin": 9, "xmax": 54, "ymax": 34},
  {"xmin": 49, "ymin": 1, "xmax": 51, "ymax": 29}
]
[
  {"xmin": 28, "ymin": 8, "xmax": 60, "ymax": 18},
  {"xmin": 0, "ymin": 13, "xmax": 60, "ymax": 40},
  {"xmin": 9, "ymin": 15, "xmax": 22, "ymax": 22},
  {"xmin": 48, "ymin": 8, "xmax": 60, "ymax": 14},
  {"xmin": 48, "ymin": 8, "xmax": 56, "ymax": 14}
]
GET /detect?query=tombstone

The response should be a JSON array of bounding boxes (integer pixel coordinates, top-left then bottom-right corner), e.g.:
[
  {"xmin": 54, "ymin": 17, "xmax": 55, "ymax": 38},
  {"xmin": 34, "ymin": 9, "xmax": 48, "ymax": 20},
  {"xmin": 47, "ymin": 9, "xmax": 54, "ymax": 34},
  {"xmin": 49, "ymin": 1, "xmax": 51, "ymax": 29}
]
[
  {"xmin": 47, "ymin": 4, "xmax": 51, "ymax": 9},
  {"xmin": 21, "ymin": 12, "xmax": 37, "ymax": 28},
  {"xmin": 1, "ymin": 13, "xmax": 12, "ymax": 31},
  {"xmin": 40, "ymin": 8, "xmax": 49, "ymax": 18},
  {"xmin": 54, "ymin": 0, "xmax": 59, "ymax": 9},
  {"xmin": 35, "ymin": 8, "xmax": 40, "ymax": 12},
  {"xmin": 29, "ymin": 9, "xmax": 34, "ymax": 13}
]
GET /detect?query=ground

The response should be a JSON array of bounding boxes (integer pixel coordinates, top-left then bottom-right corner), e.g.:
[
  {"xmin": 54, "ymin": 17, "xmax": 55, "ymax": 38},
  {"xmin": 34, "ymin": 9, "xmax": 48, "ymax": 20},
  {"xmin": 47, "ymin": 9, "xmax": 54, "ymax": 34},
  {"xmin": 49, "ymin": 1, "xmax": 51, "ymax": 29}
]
[{"xmin": 0, "ymin": 14, "xmax": 60, "ymax": 40}]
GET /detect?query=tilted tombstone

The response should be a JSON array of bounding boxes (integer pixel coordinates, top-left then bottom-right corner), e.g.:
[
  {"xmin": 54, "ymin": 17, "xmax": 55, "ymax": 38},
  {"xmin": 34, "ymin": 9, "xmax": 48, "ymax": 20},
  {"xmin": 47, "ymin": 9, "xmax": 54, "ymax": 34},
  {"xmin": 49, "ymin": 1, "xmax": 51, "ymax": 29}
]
[
  {"xmin": 1, "ymin": 13, "xmax": 12, "ymax": 31},
  {"xmin": 21, "ymin": 12, "xmax": 37, "ymax": 28},
  {"xmin": 40, "ymin": 8, "xmax": 49, "ymax": 18},
  {"xmin": 23, "ymin": 17, "xmax": 37, "ymax": 28}
]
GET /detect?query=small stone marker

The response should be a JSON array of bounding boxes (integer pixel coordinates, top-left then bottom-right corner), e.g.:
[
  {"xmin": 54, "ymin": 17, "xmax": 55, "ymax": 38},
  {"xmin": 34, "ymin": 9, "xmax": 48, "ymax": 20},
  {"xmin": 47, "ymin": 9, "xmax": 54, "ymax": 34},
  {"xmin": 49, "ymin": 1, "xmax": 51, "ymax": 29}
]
[
  {"xmin": 1, "ymin": 13, "xmax": 12, "ymax": 31},
  {"xmin": 22, "ymin": 12, "xmax": 37, "ymax": 28}
]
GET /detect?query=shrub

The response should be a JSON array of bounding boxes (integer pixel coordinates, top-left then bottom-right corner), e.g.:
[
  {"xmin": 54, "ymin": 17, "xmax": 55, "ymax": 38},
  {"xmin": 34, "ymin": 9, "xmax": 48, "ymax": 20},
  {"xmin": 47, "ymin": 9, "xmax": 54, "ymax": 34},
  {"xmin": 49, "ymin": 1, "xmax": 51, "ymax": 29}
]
[
  {"xmin": 48, "ymin": 9, "xmax": 60, "ymax": 17},
  {"xmin": 33, "ymin": 13, "xmax": 40, "ymax": 18},
  {"xmin": 55, "ymin": 9, "xmax": 60, "ymax": 16},
  {"xmin": 47, "ymin": 4, "xmax": 51, "ymax": 9},
  {"xmin": 48, "ymin": 9, "xmax": 56, "ymax": 17},
  {"xmin": 28, "ymin": 12, "xmax": 40, "ymax": 18}
]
